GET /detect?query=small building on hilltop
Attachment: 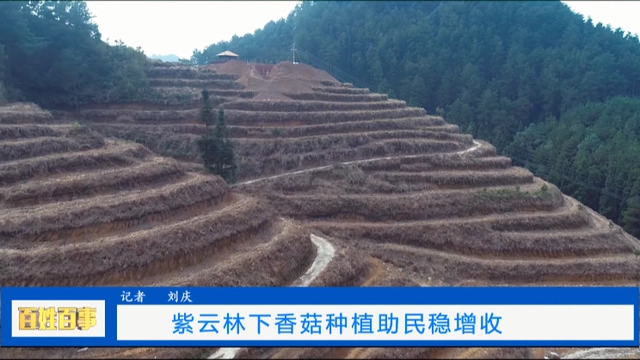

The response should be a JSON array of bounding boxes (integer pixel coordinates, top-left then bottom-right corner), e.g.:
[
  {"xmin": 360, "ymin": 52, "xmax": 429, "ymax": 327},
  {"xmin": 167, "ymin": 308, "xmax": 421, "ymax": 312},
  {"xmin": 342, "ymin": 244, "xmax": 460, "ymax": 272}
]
[{"xmin": 216, "ymin": 50, "xmax": 239, "ymax": 62}]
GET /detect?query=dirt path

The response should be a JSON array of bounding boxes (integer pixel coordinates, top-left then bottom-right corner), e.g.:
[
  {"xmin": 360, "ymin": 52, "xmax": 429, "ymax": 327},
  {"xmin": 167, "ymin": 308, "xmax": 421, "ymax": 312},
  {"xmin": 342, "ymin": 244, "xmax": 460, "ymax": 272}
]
[
  {"xmin": 294, "ymin": 234, "xmax": 336, "ymax": 287},
  {"xmin": 206, "ymin": 233, "xmax": 337, "ymax": 360},
  {"xmin": 234, "ymin": 140, "xmax": 482, "ymax": 187},
  {"xmin": 565, "ymin": 195, "xmax": 640, "ymax": 250},
  {"xmin": 562, "ymin": 347, "xmax": 640, "ymax": 359}
]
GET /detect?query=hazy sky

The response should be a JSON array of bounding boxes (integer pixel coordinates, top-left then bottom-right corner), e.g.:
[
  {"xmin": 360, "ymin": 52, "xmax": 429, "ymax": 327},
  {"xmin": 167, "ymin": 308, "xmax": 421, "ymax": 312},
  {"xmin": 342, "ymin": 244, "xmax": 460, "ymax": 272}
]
[
  {"xmin": 85, "ymin": 1, "xmax": 640, "ymax": 60},
  {"xmin": 86, "ymin": 1, "xmax": 299, "ymax": 59}
]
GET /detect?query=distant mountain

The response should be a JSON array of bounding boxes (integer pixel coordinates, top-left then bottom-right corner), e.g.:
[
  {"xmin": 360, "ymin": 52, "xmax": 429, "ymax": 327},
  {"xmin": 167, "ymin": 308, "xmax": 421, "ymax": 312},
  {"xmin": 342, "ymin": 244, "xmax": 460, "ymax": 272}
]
[{"xmin": 149, "ymin": 54, "xmax": 180, "ymax": 62}]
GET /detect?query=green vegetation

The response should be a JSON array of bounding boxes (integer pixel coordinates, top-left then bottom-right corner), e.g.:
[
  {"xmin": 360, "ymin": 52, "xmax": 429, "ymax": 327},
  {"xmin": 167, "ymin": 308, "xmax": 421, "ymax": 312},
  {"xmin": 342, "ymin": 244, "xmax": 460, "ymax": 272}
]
[
  {"xmin": 193, "ymin": 1, "xmax": 640, "ymax": 236},
  {"xmin": 0, "ymin": 1, "xmax": 149, "ymax": 108},
  {"xmin": 194, "ymin": 1, "xmax": 640, "ymax": 148},
  {"xmin": 197, "ymin": 90, "xmax": 237, "ymax": 183},
  {"xmin": 505, "ymin": 97, "xmax": 640, "ymax": 237}
]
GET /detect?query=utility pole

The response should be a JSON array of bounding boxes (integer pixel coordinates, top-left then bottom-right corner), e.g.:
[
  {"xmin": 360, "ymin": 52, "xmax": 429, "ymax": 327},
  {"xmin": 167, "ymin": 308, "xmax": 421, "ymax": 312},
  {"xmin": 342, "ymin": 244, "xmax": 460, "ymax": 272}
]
[{"xmin": 291, "ymin": 42, "xmax": 296, "ymax": 64}]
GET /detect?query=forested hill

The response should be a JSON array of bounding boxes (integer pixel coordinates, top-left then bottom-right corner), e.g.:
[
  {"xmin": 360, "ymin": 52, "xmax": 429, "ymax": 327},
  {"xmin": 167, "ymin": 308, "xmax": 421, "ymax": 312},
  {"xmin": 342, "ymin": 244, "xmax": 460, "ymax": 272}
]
[
  {"xmin": 193, "ymin": 0, "xmax": 640, "ymax": 237},
  {"xmin": 0, "ymin": 1, "xmax": 149, "ymax": 108}
]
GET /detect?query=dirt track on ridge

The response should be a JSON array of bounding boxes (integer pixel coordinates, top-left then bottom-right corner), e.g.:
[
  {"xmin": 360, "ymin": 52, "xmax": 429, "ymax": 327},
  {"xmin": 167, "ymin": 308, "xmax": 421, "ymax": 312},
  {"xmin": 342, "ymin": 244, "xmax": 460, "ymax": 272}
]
[
  {"xmin": 230, "ymin": 138, "xmax": 640, "ymax": 360},
  {"xmin": 201, "ymin": 140, "xmax": 485, "ymax": 360},
  {"xmin": 234, "ymin": 140, "xmax": 482, "ymax": 187},
  {"xmin": 207, "ymin": 233, "xmax": 337, "ymax": 360}
]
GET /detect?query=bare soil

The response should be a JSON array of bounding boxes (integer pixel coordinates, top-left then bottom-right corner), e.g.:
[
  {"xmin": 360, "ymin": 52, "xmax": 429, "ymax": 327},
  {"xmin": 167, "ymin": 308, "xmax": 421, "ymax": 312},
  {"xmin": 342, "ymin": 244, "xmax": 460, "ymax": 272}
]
[{"xmin": 3, "ymin": 61, "xmax": 640, "ymax": 360}]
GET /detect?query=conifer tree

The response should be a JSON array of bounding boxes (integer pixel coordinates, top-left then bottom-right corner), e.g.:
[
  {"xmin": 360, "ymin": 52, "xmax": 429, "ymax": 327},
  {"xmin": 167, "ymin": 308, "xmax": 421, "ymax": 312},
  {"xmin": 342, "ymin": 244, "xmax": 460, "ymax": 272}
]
[{"xmin": 197, "ymin": 90, "xmax": 237, "ymax": 183}]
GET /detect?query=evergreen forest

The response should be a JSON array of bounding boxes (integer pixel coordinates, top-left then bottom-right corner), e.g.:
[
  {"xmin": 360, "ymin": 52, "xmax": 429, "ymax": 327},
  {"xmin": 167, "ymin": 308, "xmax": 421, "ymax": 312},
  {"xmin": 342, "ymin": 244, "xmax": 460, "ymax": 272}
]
[
  {"xmin": 0, "ymin": 1, "xmax": 149, "ymax": 108},
  {"xmin": 193, "ymin": 1, "xmax": 640, "ymax": 237}
]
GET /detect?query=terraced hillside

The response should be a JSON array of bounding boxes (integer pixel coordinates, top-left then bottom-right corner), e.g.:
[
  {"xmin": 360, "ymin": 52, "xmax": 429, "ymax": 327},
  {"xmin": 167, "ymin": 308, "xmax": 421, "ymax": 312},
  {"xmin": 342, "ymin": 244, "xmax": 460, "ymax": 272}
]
[
  {"xmin": 15, "ymin": 60, "xmax": 640, "ymax": 359},
  {"xmin": 0, "ymin": 118, "xmax": 324, "ymax": 359},
  {"xmin": 66, "ymin": 61, "xmax": 471, "ymax": 182}
]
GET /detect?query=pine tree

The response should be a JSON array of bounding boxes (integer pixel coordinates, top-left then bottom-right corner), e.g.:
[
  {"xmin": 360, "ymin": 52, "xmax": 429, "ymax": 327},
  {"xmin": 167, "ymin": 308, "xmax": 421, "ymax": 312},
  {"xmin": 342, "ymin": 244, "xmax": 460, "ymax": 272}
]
[
  {"xmin": 197, "ymin": 92, "xmax": 237, "ymax": 183},
  {"xmin": 200, "ymin": 89, "xmax": 215, "ymax": 126}
]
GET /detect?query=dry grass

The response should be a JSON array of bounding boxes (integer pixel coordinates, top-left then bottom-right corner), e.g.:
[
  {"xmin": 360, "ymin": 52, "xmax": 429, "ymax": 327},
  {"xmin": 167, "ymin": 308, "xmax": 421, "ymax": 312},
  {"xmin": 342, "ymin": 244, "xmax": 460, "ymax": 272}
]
[
  {"xmin": 489, "ymin": 205, "xmax": 590, "ymax": 231},
  {"xmin": 91, "ymin": 123, "xmax": 204, "ymax": 136},
  {"xmin": 0, "ymin": 135, "xmax": 104, "ymax": 163},
  {"xmin": 374, "ymin": 167, "xmax": 534, "ymax": 189},
  {"xmin": 237, "ymin": 123, "xmax": 458, "ymax": 139},
  {"xmin": 0, "ymin": 173, "xmax": 228, "ymax": 239},
  {"xmin": 148, "ymin": 78, "xmax": 244, "ymax": 89},
  {"xmin": 77, "ymin": 108, "xmax": 199, "ymax": 122},
  {"xmin": 231, "ymin": 117, "xmax": 451, "ymax": 137},
  {"xmin": 309, "ymin": 245, "xmax": 370, "ymax": 286},
  {"xmin": 142, "ymin": 88, "xmax": 205, "ymax": 108},
  {"xmin": 370, "ymin": 243, "xmax": 640, "ymax": 284},
  {"xmin": 358, "ymin": 154, "xmax": 512, "ymax": 172},
  {"xmin": 236, "ymin": 139, "xmax": 467, "ymax": 180},
  {"xmin": 146, "ymin": 67, "xmax": 237, "ymax": 80},
  {"xmin": 0, "ymin": 157, "xmax": 186, "ymax": 207},
  {"xmin": 312, "ymin": 86, "xmax": 370, "ymax": 94},
  {"xmin": 89, "ymin": 125, "xmax": 201, "ymax": 162},
  {"xmin": 148, "ymin": 60, "xmax": 179, "ymax": 68},
  {"xmin": 93, "ymin": 116, "xmax": 451, "ymax": 139},
  {"xmin": 267, "ymin": 182, "xmax": 563, "ymax": 222},
  {"xmin": 308, "ymin": 195, "xmax": 589, "ymax": 234},
  {"xmin": 223, "ymin": 99, "xmax": 407, "ymax": 112},
  {"xmin": 234, "ymin": 132, "xmax": 471, "ymax": 157},
  {"xmin": 0, "ymin": 126, "xmax": 105, "ymax": 162},
  {"xmin": 0, "ymin": 102, "xmax": 53, "ymax": 124},
  {"xmin": 316, "ymin": 221, "xmax": 632, "ymax": 260},
  {"xmin": 87, "ymin": 120, "xmax": 469, "ymax": 181},
  {"xmin": 364, "ymin": 347, "xmax": 532, "ymax": 359},
  {"xmin": 470, "ymin": 140, "xmax": 498, "ymax": 157},
  {"xmin": 0, "ymin": 196, "xmax": 270, "ymax": 286},
  {"xmin": 225, "ymin": 107, "xmax": 427, "ymax": 125},
  {"xmin": 0, "ymin": 141, "xmax": 151, "ymax": 186},
  {"xmin": 171, "ymin": 220, "xmax": 316, "ymax": 287},
  {"xmin": 205, "ymin": 89, "xmax": 256, "ymax": 98},
  {"xmin": 0, "ymin": 124, "xmax": 67, "ymax": 140},
  {"xmin": 285, "ymin": 92, "xmax": 389, "ymax": 102},
  {"xmin": 151, "ymin": 87, "xmax": 255, "ymax": 99}
]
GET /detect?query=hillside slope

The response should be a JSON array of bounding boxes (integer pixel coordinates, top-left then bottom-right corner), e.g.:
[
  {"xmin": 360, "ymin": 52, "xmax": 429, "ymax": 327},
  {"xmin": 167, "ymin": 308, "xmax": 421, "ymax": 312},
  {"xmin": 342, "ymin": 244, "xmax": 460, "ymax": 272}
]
[
  {"xmin": 59, "ymin": 62, "xmax": 640, "ymax": 359},
  {"xmin": 0, "ymin": 104, "xmax": 324, "ymax": 359},
  {"xmin": 192, "ymin": 0, "xmax": 640, "ymax": 239}
]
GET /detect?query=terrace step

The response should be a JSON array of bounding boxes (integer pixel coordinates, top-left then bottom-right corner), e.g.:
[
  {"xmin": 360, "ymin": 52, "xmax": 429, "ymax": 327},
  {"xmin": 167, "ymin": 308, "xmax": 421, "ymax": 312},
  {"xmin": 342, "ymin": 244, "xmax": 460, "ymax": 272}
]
[
  {"xmin": 0, "ymin": 195, "xmax": 275, "ymax": 286},
  {"xmin": 0, "ymin": 157, "xmax": 187, "ymax": 208},
  {"xmin": 149, "ymin": 78, "xmax": 244, "ymax": 90},
  {"xmin": 306, "ymin": 200, "xmax": 589, "ymax": 233},
  {"xmin": 146, "ymin": 67, "xmax": 238, "ymax": 80},
  {"xmin": 0, "ymin": 140, "xmax": 151, "ymax": 186},
  {"xmin": 284, "ymin": 92, "xmax": 388, "ymax": 102},
  {"xmin": 268, "ymin": 180, "xmax": 562, "ymax": 222},
  {"xmin": 231, "ymin": 129, "xmax": 472, "ymax": 145},
  {"xmin": 371, "ymin": 243, "xmax": 640, "ymax": 283},
  {"xmin": 86, "ymin": 117, "xmax": 453, "ymax": 139},
  {"xmin": 0, "ymin": 173, "xmax": 228, "ymax": 241},
  {"xmin": 0, "ymin": 124, "xmax": 68, "ymax": 141},
  {"xmin": 139, "ymin": 218, "xmax": 314, "ymax": 288},
  {"xmin": 150, "ymin": 87, "xmax": 256, "ymax": 99},
  {"xmin": 358, "ymin": 155, "xmax": 513, "ymax": 172},
  {"xmin": 224, "ymin": 107, "xmax": 426, "ymax": 126},
  {"xmin": 223, "ymin": 99, "xmax": 407, "ymax": 112},
  {"xmin": 372, "ymin": 167, "xmax": 533, "ymax": 189},
  {"xmin": 312, "ymin": 86, "xmax": 370, "ymax": 94},
  {"xmin": 0, "ymin": 135, "xmax": 105, "ymax": 163}
]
